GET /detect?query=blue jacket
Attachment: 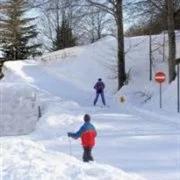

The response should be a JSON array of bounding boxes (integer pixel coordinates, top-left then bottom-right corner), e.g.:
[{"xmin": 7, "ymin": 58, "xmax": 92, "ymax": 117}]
[
  {"xmin": 68, "ymin": 122, "xmax": 97, "ymax": 147},
  {"xmin": 94, "ymin": 81, "xmax": 105, "ymax": 93},
  {"xmin": 69, "ymin": 122, "xmax": 96, "ymax": 139}
]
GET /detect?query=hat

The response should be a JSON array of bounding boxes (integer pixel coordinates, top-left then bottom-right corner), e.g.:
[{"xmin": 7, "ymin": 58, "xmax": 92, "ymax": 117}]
[
  {"xmin": 84, "ymin": 114, "xmax": 91, "ymax": 122},
  {"xmin": 98, "ymin": 78, "xmax": 102, "ymax": 81}
]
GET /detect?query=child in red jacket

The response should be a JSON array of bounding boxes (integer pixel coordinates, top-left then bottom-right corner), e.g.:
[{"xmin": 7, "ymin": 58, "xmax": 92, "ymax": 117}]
[{"xmin": 68, "ymin": 114, "xmax": 97, "ymax": 162}]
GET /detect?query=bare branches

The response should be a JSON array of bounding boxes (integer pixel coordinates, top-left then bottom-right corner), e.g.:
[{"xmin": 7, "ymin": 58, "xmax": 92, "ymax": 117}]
[
  {"xmin": 28, "ymin": 0, "xmax": 50, "ymax": 9},
  {"xmin": 150, "ymin": 0, "xmax": 165, "ymax": 12},
  {"xmin": 86, "ymin": 0, "xmax": 115, "ymax": 16}
]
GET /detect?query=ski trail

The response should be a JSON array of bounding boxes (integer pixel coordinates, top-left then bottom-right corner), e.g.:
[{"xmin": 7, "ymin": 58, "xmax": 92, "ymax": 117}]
[{"xmin": 7, "ymin": 62, "xmax": 93, "ymax": 106}]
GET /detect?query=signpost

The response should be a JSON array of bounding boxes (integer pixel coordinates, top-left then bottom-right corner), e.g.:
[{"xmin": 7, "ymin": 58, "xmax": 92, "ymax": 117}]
[
  {"xmin": 155, "ymin": 72, "xmax": 166, "ymax": 108},
  {"xmin": 175, "ymin": 58, "xmax": 180, "ymax": 113},
  {"xmin": 177, "ymin": 64, "xmax": 180, "ymax": 113}
]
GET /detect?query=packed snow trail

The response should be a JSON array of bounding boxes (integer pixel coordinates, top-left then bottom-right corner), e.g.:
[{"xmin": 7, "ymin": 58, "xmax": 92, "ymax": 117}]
[
  {"xmin": 5, "ymin": 61, "xmax": 117, "ymax": 107},
  {"xmin": 5, "ymin": 62, "xmax": 91, "ymax": 106}
]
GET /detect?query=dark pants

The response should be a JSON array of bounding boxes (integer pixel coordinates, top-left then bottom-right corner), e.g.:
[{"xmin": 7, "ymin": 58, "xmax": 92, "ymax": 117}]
[
  {"xmin": 83, "ymin": 147, "xmax": 94, "ymax": 162},
  {"xmin": 94, "ymin": 92, "xmax": 106, "ymax": 106}
]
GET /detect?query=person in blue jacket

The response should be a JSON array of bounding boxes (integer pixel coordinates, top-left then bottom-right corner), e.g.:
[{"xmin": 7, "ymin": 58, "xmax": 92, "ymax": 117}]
[
  {"xmin": 68, "ymin": 114, "xmax": 97, "ymax": 162},
  {"xmin": 94, "ymin": 78, "xmax": 106, "ymax": 106}
]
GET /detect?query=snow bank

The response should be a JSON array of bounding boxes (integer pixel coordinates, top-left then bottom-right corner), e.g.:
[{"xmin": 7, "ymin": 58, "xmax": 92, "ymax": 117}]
[
  {"xmin": 1, "ymin": 139, "xmax": 146, "ymax": 180},
  {"xmin": 39, "ymin": 37, "xmax": 117, "ymax": 93},
  {"xmin": 0, "ymin": 83, "xmax": 39, "ymax": 136}
]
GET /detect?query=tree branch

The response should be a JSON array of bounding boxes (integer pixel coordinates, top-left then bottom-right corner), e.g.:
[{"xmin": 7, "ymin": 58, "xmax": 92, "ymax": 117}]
[{"xmin": 86, "ymin": 0, "xmax": 115, "ymax": 16}]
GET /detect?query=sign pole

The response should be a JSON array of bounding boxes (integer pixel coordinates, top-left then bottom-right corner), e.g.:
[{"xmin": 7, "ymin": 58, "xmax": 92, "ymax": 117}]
[
  {"xmin": 160, "ymin": 83, "xmax": 162, "ymax": 108},
  {"xmin": 177, "ymin": 64, "xmax": 180, "ymax": 113}
]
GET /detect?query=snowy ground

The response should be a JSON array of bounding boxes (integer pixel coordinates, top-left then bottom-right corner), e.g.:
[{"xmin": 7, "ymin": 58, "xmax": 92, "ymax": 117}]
[{"xmin": 1, "ymin": 33, "xmax": 180, "ymax": 180}]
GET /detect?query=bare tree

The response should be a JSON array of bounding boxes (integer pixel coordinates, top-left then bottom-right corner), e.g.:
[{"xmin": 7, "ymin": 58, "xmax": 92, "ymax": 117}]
[
  {"xmin": 38, "ymin": 0, "xmax": 79, "ymax": 50},
  {"xmin": 167, "ymin": 0, "xmax": 176, "ymax": 82},
  {"xmin": 86, "ymin": 0, "xmax": 126, "ymax": 90},
  {"xmin": 127, "ymin": 0, "xmax": 179, "ymax": 83},
  {"xmin": 76, "ymin": 6, "xmax": 112, "ymax": 44}
]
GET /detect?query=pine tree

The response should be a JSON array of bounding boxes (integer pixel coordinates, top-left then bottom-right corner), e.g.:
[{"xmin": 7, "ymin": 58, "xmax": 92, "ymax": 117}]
[
  {"xmin": 0, "ymin": 0, "xmax": 41, "ymax": 60},
  {"xmin": 52, "ymin": 15, "xmax": 76, "ymax": 51}
]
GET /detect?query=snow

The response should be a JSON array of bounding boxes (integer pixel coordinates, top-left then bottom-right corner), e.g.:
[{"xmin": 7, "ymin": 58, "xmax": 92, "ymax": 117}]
[
  {"xmin": 1, "ymin": 139, "xmax": 145, "ymax": 180},
  {"xmin": 1, "ymin": 32, "xmax": 180, "ymax": 180},
  {"xmin": 0, "ymin": 51, "xmax": 3, "ymax": 58},
  {"xmin": 0, "ymin": 83, "xmax": 39, "ymax": 136}
]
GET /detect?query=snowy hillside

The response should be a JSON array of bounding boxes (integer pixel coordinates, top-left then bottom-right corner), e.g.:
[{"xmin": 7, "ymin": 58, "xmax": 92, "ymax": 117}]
[{"xmin": 1, "ymin": 33, "xmax": 180, "ymax": 180}]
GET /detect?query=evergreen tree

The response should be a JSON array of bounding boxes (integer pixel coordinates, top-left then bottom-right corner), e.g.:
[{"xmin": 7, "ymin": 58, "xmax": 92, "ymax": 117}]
[
  {"xmin": 52, "ymin": 15, "xmax": 76, "ymax": 51},
  {"xmin": 0, "ymin": 0, "xmax": 41, "ymax": 60}
]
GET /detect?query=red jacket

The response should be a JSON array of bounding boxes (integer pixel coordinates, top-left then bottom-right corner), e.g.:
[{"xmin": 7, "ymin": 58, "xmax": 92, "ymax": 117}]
[
  {"xmin": 69, "ymin": 122, "xmax": 97, "ymax": 148},
  {"xmin": 81, "ymin": 130, "xmax": 97, "ymax": 148}
]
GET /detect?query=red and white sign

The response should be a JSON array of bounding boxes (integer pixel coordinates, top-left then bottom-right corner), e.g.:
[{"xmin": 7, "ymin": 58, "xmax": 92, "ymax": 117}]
[{"xmin": 155, "ymin": 72, "xmax": 166, "ymax": 83}]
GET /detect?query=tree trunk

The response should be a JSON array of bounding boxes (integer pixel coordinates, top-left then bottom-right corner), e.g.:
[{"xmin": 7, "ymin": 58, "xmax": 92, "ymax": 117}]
[
  {"xmin": 149, "ymin": 14, "xmax": 153, "ymax": 81},
  {"xmin": 162, "ymin": 31, "xmax": 166, "ymax": 62},
  {"xmin": 116, "ymin": 0, "xmax": 126, "ymax": 90},
  {"xmin": 167, "ymin": 0, "xmax": 176, "ymax": 83},
  {"xmin": 149, "ymin": 33, "xmax": 153, "ymax": 81}
]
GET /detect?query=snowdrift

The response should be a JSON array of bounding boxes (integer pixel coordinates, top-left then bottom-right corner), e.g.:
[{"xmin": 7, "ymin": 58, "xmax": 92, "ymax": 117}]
[
  {"xmin": 0, "ymin": 83, "xmax": 39, "ymax": 136},
  {"xmin": 1, "ymin": 139, "xmax": 146, "ymax": 180}
]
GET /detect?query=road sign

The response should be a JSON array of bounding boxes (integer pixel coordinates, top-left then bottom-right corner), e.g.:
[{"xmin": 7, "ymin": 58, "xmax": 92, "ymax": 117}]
[
  {"xmin": 155, "ymin": 72, "xmax": 166, "ymax": 83},
  {"xmin": 155, "ymin": 72, "xmax": 166, "ymax": 108}
]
